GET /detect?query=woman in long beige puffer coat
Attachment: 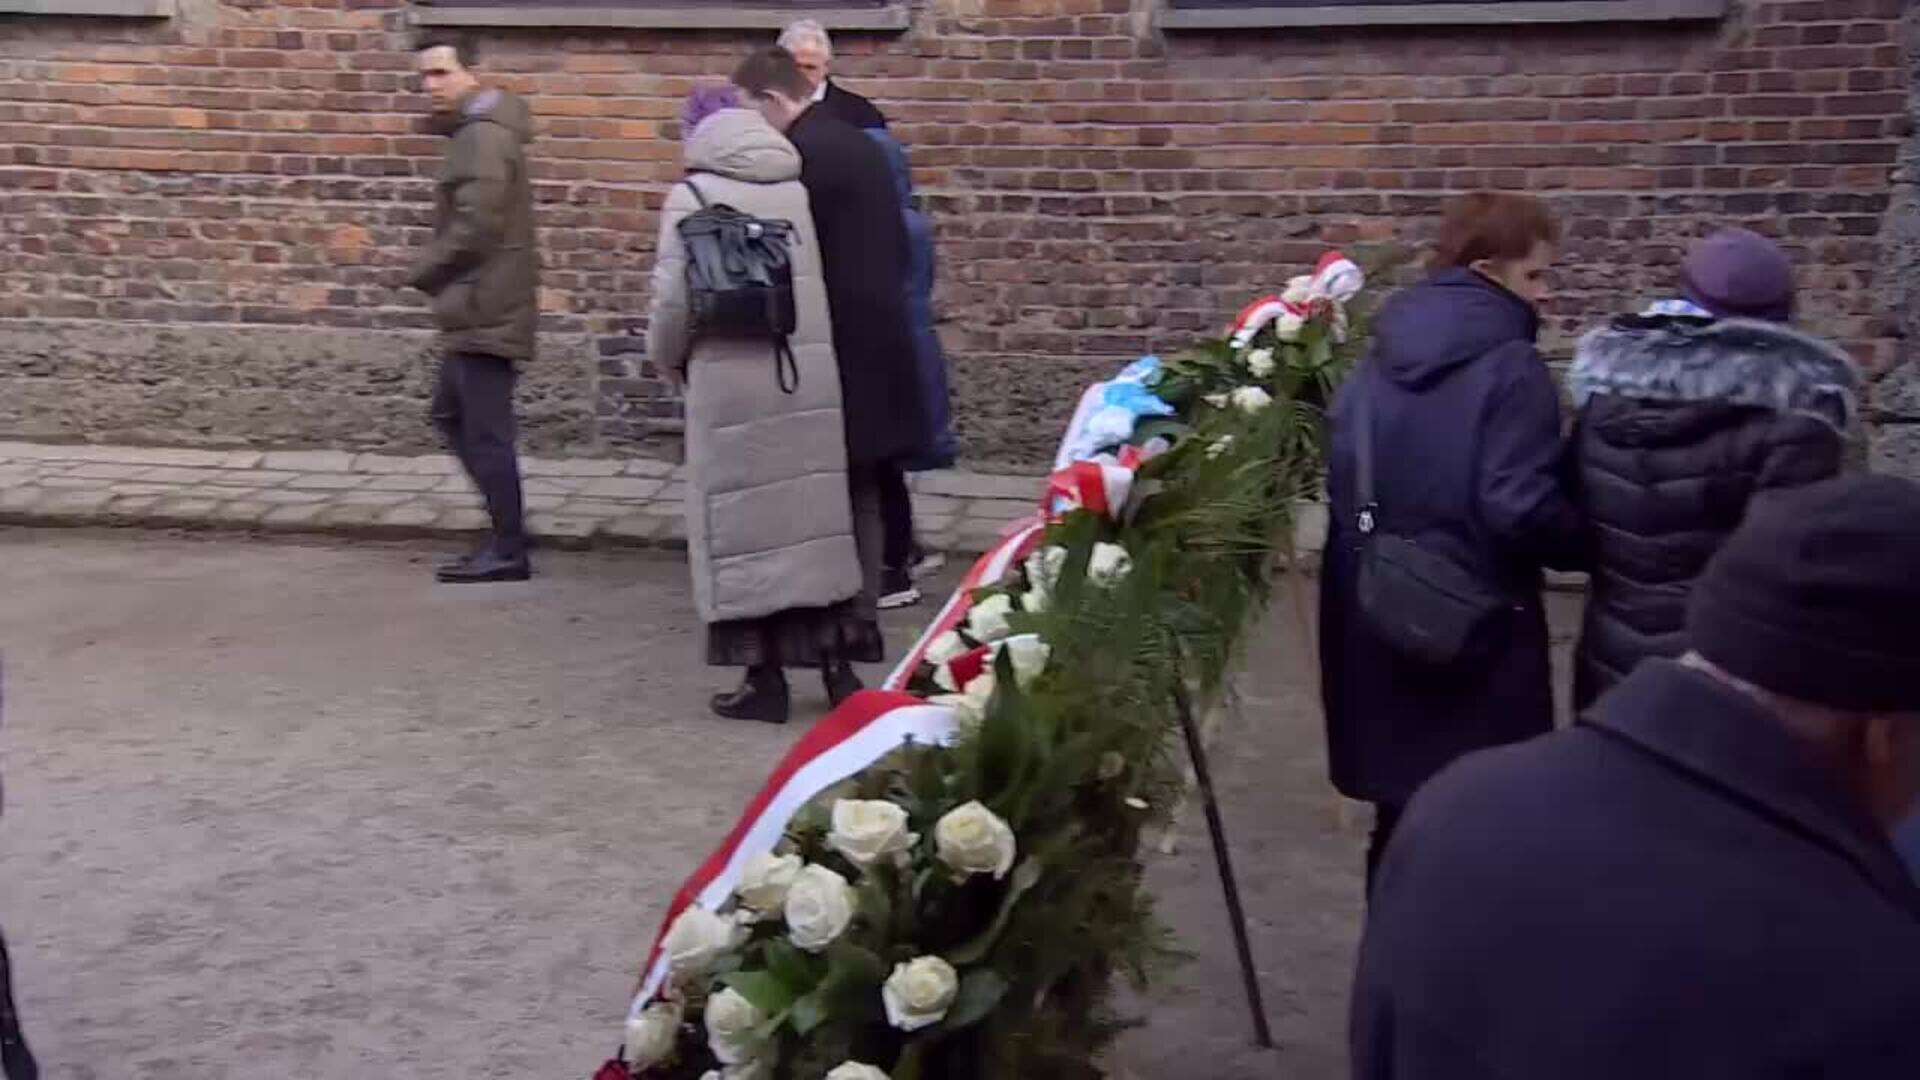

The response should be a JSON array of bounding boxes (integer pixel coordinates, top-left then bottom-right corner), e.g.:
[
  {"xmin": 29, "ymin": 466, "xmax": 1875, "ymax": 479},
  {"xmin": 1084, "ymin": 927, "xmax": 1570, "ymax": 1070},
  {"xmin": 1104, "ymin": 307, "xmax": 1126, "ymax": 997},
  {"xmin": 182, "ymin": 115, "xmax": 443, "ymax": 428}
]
[{"xmin": 647, "ymin": 91, "xmax": 873, "ymax": 725}]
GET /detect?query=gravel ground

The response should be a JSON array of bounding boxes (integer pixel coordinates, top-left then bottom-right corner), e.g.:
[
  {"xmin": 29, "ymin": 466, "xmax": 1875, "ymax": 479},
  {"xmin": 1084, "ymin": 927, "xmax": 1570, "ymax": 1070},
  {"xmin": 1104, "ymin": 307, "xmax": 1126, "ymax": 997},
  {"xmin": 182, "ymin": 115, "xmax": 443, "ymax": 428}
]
[{"xmin": 0, "ymin": 527, "xmax": 1580, "ymax": 1080}]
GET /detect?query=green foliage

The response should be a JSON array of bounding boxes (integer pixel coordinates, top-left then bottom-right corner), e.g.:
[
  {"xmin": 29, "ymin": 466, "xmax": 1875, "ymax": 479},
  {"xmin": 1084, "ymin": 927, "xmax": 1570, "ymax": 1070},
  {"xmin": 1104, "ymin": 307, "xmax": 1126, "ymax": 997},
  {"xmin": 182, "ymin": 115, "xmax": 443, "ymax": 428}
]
[{"xmin": 636, "ymin": 267, "xmax": 1384, "ymax": 1080}]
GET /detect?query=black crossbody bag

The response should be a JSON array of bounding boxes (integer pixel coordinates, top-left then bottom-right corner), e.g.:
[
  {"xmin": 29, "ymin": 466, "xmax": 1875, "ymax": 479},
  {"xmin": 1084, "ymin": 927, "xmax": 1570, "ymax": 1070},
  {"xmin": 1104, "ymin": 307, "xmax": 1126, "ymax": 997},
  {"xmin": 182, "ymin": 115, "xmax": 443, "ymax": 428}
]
[{"xmin": 1351, "ymin": 379, "xmax": 1511, "ymax": 667}]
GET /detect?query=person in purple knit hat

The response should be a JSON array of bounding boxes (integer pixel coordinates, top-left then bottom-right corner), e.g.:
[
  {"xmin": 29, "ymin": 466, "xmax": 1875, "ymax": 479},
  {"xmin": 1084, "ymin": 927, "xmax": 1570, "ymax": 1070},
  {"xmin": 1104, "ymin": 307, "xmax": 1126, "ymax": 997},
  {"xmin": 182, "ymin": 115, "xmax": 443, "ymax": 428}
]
[{"xmin": 1564, "ymin": 227, "xmax": 1860, "ymax": 711}]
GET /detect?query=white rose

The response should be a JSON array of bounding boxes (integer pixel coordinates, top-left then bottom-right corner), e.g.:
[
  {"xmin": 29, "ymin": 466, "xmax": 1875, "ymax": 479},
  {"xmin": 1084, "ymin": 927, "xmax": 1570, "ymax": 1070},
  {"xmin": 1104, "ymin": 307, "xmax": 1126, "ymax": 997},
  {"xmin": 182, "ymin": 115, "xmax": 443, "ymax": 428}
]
[
  {"xmin": 735, "ymin": 851, "xmax": 801, "ymax": 915},
  {"xmin": 1098, "ymin": 751, "xmax": 1126, "ymax": 780},
  {"xmin": 931, "ymin": 670, "xmax": 997, "ymax": 731},
  {"xmin": 1019, "ymin": 587, "xmax": 1047, "ymax": 614},
  {"xmin": 704, "ymin": 988, "xmax": 768, "ymax": 1065},
  {"xmin": 965, "ymin": 593, "xmax": 1016, "ymax": 643},
  {"xmin": 882, "ymin": 956, "xmax": 960, "ymax": 1032},
  {"xmin": 1244, "ymin": 348, "xmax": 1275, "ymax": 378},
  {"xmin": 1087, "ymin": 542, "xmax": 1132, "ymax": 586},
  {"xmin": 935, "ymin": 800, "xmax": 1017, "ymax": 880},
  {"xmin": 924, "ymin": 629, "xmax": 969, "ymax": 665},
  {"xmin": 996, "ymin": 634, "xmax": 1050, "ymax": 689},
  {"xmin": 783, "ymin": 863, "xmax": 856, "ymax": 953},
  {"xmin": 1230, "ymin": 386, "xmax": 1273, "ymax": 414},
  {"xmin": 824, "ymin": 1063, "xmax": 890, "ymax": 1080},
  {"xmin": 1281, "ymin": 274, "xmax": 1314, "ymax": 306},
  {"xmin": 828, "ymin": 799, "xmax": 917, "ymax": 869},
  {"xmin": 624, "ymin": 1002, "xmax": 681, "ymax": 1070},
  {"xmin": 663, "ymin": 906, "xmax": 745, "ymax": 979},
  {"xmin": 1275, "ymin": 311, "xmax": 1307, "ymax": 342},
  {"xmin": 1204, "ymin": 435, "xmax": 1235, "ymax": 460},
  {"xmin": 1203, "ymin": 391, "xmax": 1230, "ymax": 408}
]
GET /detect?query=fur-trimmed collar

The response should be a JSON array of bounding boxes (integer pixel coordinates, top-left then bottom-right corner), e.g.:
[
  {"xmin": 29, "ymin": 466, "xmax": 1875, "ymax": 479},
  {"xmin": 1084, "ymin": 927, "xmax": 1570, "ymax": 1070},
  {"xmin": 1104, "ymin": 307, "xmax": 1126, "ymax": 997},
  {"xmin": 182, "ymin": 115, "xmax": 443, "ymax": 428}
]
[{"xmin": 1569, "ymin": 315, "xmax": 1859, "ymax": 432}]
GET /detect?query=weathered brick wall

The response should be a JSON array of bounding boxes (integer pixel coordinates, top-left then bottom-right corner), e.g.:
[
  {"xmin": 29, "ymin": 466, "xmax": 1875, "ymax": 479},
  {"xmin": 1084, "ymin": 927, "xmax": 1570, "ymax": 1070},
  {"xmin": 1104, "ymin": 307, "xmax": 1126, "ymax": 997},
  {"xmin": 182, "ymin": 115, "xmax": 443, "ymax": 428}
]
[{"xmin": 0, "ymin": 0, "xmax": 1909, "ymax": 469}]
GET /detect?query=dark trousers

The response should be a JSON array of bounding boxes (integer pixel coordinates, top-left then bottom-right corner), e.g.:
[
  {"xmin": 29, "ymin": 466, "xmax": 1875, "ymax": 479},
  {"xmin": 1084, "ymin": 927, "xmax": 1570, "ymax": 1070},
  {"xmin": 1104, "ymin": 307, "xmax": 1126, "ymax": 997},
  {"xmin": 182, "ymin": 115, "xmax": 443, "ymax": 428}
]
[
  {"xmin": 431, "ymin": 352, "xmax": 526, "ymax": 558},
  {"xmin": 0, "ymin": 931, "xmax": 35, "ymax": 1080},
  {"xmin": 877, "ymin": 461, "xmax": 915, "ymax": 572},
  {"xmin": 1365, "ymin": 801, "xmax": 1406, "ymax": 898}
]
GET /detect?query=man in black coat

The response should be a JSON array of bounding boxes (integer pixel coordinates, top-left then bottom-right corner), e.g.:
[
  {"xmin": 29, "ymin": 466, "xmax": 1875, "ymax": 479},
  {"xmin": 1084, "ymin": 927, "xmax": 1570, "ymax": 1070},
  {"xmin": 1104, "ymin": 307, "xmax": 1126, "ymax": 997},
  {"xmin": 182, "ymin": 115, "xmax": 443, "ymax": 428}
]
[
  {"xmin": 733, "ymin": 47, "xmax": 927, "ymax": 640},
  {"xmin": 778, "ymin": 19, "xmax": 889, "ymax": 131},
  {"xmin": 1352, "ymin": 474, "xmax": 1920, "ymax": 1080}
]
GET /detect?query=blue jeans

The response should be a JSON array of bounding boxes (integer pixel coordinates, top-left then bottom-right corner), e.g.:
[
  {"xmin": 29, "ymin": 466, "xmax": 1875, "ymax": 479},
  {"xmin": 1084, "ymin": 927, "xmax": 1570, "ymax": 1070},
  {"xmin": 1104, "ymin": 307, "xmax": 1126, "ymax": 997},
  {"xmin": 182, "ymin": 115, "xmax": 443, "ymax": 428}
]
[{"xmin": 1896, "ymin": 814, "xmax": 1920, "ymax": 881}]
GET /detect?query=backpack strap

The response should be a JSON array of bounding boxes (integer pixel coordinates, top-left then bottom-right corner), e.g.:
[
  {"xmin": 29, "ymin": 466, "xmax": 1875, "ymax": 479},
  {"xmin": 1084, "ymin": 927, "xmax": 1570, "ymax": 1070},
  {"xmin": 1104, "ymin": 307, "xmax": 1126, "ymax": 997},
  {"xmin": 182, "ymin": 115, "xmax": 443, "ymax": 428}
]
[{"xmin": 682, "ymin": 175, "xmax": 711, "ymax": 209}]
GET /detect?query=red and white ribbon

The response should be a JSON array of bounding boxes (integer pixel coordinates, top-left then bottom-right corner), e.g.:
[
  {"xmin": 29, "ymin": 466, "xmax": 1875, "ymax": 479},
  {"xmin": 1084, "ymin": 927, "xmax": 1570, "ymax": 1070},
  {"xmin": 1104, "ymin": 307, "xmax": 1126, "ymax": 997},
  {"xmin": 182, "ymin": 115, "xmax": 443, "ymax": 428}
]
[
  {"xmin": 1227, "ymin": 250, "xmax": 1363, "ymax": 348},
  {"xmin": 883, "ymin": 519, "xmax": 1048, "ymax": 690},
  {"xmin": 628, "ymin": 692, "xmax": 966, "ymax": 1017},
  {"xmin": 1044, "ymin": 460, "xmax": 1135, "ymax": 522}
]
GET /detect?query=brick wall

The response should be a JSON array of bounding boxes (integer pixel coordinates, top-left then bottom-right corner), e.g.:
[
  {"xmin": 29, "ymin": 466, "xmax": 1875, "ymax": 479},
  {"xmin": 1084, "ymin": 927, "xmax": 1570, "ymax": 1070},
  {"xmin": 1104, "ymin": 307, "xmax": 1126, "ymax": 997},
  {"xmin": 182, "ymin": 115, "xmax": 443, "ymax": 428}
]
[{"xmin": 0, "ymin": 0, "xmax": 1909, "ymax": 468}]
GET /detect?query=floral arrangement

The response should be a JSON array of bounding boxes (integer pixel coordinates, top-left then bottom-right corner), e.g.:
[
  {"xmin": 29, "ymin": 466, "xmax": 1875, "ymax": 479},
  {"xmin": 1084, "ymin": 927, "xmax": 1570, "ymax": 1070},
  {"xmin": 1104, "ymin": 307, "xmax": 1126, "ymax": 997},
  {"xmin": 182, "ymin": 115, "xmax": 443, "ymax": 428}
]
[{"xmin": 599, "ymin": 253, "xmax": 1379, "ymax": 1080}]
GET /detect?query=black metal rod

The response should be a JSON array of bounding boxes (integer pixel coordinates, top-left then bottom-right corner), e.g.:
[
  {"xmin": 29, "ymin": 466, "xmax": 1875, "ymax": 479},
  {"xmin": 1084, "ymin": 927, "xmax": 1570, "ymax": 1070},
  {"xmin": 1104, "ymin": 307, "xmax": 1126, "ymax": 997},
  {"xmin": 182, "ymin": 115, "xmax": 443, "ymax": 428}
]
[{"xmin": 1171, "ymin": 673, "xmax": 1275, "ymax": 1050}]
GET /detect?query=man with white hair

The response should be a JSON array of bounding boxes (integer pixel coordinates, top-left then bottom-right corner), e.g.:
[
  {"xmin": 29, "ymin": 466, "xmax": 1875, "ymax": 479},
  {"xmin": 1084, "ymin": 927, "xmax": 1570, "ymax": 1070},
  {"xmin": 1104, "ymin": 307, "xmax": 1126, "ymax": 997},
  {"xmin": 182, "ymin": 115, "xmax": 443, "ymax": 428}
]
[{"xmin": 778, "ymin": 18, "xmax": 887, "ymax": 131}]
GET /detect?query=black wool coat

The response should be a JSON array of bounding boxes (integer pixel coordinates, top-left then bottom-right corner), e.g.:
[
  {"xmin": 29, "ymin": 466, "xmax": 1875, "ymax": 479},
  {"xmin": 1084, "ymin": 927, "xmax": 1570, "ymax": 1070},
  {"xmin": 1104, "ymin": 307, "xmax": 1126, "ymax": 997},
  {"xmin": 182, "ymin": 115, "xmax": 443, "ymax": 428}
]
[
  {"xmin": 1566, "ymin": 315, "xmax": 1856, "ymax": 711},
  {"xmin": 1353, "ymin": 661, "xmax": 1920, "ymax": 1080},
  {"xmin": 786, "ymin": 106, "xmax": 926, "ymax": 467}
]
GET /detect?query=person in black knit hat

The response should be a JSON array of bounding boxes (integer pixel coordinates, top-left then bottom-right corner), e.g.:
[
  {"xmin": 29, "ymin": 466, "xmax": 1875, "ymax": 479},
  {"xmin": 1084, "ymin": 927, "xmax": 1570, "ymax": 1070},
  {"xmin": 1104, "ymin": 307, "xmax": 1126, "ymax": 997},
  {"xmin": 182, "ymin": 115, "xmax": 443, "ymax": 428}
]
[{"xmin": 1351, "ymin": 473, "xmax": 1920, "ymax": 1080}]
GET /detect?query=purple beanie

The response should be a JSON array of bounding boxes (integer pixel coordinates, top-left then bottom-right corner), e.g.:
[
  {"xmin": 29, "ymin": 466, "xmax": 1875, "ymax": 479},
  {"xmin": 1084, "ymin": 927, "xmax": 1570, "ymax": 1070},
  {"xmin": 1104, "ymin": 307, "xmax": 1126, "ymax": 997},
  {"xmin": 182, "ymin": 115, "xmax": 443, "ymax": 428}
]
[
  {"xmin": 1681, "ymin": 228, "xmax": 1795, "ymax": 323},
  {"xmin": 681, "ymin": 84, "xmax": 741, "ymax": 136}
]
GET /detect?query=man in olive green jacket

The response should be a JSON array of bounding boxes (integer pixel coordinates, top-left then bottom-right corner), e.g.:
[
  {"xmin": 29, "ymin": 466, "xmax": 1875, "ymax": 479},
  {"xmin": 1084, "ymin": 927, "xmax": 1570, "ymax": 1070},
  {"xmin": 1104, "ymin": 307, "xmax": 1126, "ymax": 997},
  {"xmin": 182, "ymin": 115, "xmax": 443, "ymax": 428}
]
[{"xmin": 411, "ymin": 34, "xmax": 538, "ymax": 583}]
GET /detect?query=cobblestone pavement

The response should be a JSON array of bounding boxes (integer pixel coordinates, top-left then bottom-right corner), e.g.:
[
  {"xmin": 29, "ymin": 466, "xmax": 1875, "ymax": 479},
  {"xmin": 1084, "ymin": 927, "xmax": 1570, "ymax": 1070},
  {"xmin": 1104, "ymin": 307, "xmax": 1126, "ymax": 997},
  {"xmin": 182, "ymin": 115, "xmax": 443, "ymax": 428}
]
[
  {"xmin": 0, "ymin": 442, "xmax": 1044, "ymax": 554},
  {"xmin": 0, "ymin": 528, "xmax": 1480, "ymax": 1080}
]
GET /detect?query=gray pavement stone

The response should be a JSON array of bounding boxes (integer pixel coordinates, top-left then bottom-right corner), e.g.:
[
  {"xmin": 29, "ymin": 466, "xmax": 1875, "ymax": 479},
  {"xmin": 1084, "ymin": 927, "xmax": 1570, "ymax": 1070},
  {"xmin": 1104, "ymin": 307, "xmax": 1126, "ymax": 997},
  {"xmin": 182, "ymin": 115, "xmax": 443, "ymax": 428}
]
[
  {"xmin": 137, "ymin": 466, "xmax": 225, "ymax": 486},
  {"xmin": 555, "ymin": 498, "xmax": 633, "ymax": 519},
  {"xmin": 601, "ymin": 515, "xmax": 666, "ymax": 544},
  {"xmin": 0, "ymin": 487, "xmax": 43, "ymax": 510},
  {"xmin": 622, "ymin": 457, "xmax": 679, "ymax": 478},
  {"xmin": 117, "ymin": 447, "xmax": 233, "ymax": 468},
  {"xmin": 379, "ymin": 504, "xmax": 443, "ymax": 529},
  {"xmin": 317, "ymin": 503, "xmax": 389, "ymax": 528},
  {"xmin": 39, "ymin": 489, "xmax": 116, "ymax": 516},
  {"xmin": 287, "ymin": 473, "xmax": 369, "ymax": 491},
  {"xmin": 261, "ymin": 504, "xmax": 328, "ymax": 527},
  {"xmin": 333, "ymin": 492, "xmax": 411, "ymax": 508},
  {"xmin": 217, "ymin": 451, "xmax": 266, "ymax": 469},
  {"xmin": 250, "ymin": 489, "xmax": 331, "ymax": 505},
  {"xmin": 104, "ymin": 495, "xmax": 163, "ymax": 518},
  {"xmin": 433, "ymin": 475, "xmax": 473, "ymax": 494},
  {"xmin": 525, "ymin": 494, "xmax": 568, "ymax": 512},
  {"xmin": 150, "ymin": 497, "xmax": 222, "ymax": 523},
  {"xmin": 523, "ymin": 477, "xmax": 586, "ymax": 497},
  {"xmin": 577, "ymin": 476, "xmax": 664, "ymax": 500},
  {"xmin": 967, "ymin": 497, "xmax": 1038, "ymax": 524},
  {"xmin": 67, "ymin": 463, "xmax": 157, "ymax": 481},
  {"xmin": 913, "ymin": 469, "xmax": 1038, "ymax": 500},
  {"xmin": 528, "ymin": 513, "xmax": 602, "ymax": 545},
  {"xmin": 40, "ymin": 476, "xmax": 112, "ymax": 491},
  {"xmin": 103, "ymin": 482, "xmax": 182, "ymax": 498},
  {"xmin": 440, "ymin": 508, "xmax": 490, "ymax": 531},
  {"xmin": 522, "ymin": 457, "xmax": 623, "ymax": 478},
  {"xmin": 262, "ymin": 450, "xmax": 355, "ymax": 473},
  {"xmin": 364, "ymin": 474, "xmax": 445, "ymax": 493},
  {"xmin": 210, "ymin": 501, "xmax": 272, "ymax": 525},
  {"xmin": 203, "ymin": 470, "xmax": 300, "ymax": 488}
]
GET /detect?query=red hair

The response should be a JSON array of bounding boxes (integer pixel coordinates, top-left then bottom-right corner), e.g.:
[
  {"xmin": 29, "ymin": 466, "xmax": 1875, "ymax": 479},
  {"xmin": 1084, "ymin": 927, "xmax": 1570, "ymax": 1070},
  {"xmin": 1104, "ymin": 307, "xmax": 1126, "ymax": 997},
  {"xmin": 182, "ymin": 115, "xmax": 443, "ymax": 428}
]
[{"xmin": 1431, "ymin": 192, "xmax": 1558, "ymax": 269}]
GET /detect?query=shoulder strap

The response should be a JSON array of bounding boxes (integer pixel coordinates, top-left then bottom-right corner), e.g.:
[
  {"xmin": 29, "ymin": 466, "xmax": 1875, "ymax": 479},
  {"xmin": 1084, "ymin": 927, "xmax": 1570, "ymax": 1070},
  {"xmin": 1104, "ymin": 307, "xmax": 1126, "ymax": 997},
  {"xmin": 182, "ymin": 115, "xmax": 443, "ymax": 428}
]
[
  {"xmin": 1354, "ymin": 365, "xmax": 1378, "ymax": 535},
  {"xmin": 682, "ymin": 176, "xmax": 710, "ymax": 209}
]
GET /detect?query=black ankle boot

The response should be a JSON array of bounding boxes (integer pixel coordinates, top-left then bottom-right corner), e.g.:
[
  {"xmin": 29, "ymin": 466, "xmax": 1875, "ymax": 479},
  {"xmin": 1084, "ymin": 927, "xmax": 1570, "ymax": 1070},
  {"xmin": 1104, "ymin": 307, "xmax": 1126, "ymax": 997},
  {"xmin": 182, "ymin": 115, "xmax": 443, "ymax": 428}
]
[
  {"xmin": 711, "ymin": 665, "xmax": 789, "ymax": 725},
  {"xmin": 823, "ymin": 659, "xmax": 863, "ymax": 709}
]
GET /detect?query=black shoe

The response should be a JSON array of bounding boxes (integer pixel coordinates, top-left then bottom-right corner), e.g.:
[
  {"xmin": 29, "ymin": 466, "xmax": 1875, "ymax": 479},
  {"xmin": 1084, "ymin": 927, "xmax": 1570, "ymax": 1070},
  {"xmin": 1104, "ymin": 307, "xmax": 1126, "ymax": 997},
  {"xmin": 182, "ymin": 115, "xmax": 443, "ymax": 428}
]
[
  {"xmin": 878, "ymin": 567, "xmax": 921, "ymax": 610},
  {"xmin": 712, "ymin": 666, "xmax": 790, "ymax": 724},
  {"xmin": 436, "ymin": 549, "xmax": 531, "ymax": 584},
  {"xmin": 823, "ymin": 661, "xmax": 863, "ymax": 709}
]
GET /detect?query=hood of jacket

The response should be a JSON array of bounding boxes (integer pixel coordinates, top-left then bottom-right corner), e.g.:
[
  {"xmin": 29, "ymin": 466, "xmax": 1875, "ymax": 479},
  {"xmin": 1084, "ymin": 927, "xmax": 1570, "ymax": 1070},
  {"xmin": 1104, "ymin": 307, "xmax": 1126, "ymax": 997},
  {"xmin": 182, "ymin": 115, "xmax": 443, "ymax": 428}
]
[
  {"xmin": 683, "ymin": 108, "xmax": 801, "ymax": 184},
  {"xmin": 1372, "ymin": 269, "xmax": 1541, "ymax": 391},
  {"xmin": 1569, "ymin": 314, "xmax": 1858, "ymax": 433},
  {"xmin": 430, "ymin": 86, "xmax": 533, "ymax": 142}
]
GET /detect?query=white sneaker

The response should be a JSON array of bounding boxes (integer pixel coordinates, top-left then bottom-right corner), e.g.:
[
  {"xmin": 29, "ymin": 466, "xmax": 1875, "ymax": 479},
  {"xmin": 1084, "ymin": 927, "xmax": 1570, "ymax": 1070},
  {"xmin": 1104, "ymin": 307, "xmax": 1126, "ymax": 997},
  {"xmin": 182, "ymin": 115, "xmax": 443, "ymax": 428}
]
[{"xmin": 910, "ymin": 550, "xmax": 947, "ymax": 579}]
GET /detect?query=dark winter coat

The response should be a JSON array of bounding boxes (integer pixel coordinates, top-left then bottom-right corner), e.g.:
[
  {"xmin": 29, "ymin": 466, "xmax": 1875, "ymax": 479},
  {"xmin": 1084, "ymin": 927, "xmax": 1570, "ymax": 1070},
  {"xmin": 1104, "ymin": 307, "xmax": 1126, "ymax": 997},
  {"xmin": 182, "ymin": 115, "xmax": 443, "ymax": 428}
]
[
  {"xmin": 1319, "ymin": 269, "xmax": 1589, "ymax": 806},
  {"xmin": 869, "ymin": 130, "xmax": 956, "ymax": 470},
  {"xmin": 819, "ymin": 80, "xmax": 887, "ymax": 130},
  {"xmin": 1352, "ymin": 661, "xmax": 1920, "ymax": 1080},
  {"xmin": 1568, "ymin": 315, "xmax": 1856, "ymax": 711},
  {"xmin": 410, "ymin": 88, "xmax": 539, "ymax": 363},
  {"xmin": 786, "ymin": 106, "xmax": 926, "ymax": 467}
]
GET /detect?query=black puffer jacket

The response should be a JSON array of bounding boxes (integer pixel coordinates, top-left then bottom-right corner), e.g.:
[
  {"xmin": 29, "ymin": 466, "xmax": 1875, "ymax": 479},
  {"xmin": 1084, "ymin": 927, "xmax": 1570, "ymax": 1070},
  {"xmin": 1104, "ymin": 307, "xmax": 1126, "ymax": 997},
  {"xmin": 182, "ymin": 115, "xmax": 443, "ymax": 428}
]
[{"xmin": 1568, "ymin": 314, "xmax": 1857, "ymax": 711}]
